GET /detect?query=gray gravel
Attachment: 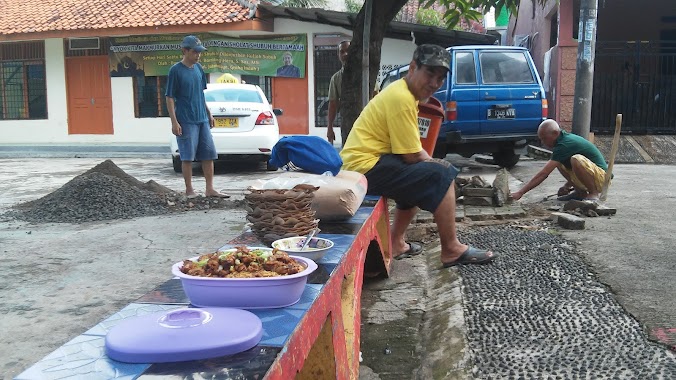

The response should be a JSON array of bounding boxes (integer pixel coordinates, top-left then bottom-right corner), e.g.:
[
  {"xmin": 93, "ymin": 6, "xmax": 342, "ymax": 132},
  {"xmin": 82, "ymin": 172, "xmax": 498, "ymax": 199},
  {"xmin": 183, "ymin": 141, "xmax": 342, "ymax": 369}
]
[
  {"xmin": 4, "ymin": 159, "xmax": 243, "ymax": 224},
  {"xmin": 457, "ymin": 225, "xmax": 676, "ymax": 379},
  {"xmin": 9, "ymin": 171, "xmax": 170, "ymax": 223}
]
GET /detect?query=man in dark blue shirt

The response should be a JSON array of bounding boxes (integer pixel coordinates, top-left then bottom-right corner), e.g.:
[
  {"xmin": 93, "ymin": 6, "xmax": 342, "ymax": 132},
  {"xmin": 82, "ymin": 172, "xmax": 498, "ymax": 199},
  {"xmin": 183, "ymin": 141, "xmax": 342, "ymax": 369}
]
[{"xmin": 166, "ymin": 35, "xmax": 228, "ymax": 198}]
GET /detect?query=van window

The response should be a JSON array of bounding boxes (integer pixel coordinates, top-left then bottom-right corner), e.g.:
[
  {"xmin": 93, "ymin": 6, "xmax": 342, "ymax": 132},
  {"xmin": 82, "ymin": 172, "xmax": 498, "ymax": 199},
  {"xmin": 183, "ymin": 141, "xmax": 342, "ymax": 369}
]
[
  {"xmin": 479, "ymin": 51, "xmax": 535, "ymax": 84},
  {"xmin": 380, "ymin": 67, "xmax": 409, "ymax": 91},
  {"xmin": 455, "ymin": 52, "xmax": 476, "ymax": 84},
  {"xmin": 380, "ymin": 73, "xmax": 398, "ymax": 90}
]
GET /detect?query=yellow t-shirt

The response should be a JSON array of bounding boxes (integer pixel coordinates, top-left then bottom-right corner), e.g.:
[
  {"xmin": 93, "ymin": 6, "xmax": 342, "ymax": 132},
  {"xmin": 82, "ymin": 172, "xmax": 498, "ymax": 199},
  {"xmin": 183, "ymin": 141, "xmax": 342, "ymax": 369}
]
[{"xmin": 340, "ymin": 79, "xmax": 422, "ymax": 173}]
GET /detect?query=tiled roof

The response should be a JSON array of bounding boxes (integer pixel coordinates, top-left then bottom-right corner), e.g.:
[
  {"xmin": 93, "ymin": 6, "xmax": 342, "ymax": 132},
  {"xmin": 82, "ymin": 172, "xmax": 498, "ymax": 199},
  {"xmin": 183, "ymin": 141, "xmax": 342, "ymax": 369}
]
[{"xmin": 0, "ymin": 0, "xmax": 254, "ymax": 36}]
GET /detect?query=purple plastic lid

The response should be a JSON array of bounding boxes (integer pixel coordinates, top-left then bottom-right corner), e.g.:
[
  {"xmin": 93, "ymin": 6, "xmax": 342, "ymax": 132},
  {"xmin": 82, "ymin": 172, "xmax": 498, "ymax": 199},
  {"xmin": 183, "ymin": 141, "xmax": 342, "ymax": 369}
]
[{"xmin": 105, "ymin": 307, "xmax": 262, "ymax": 363}]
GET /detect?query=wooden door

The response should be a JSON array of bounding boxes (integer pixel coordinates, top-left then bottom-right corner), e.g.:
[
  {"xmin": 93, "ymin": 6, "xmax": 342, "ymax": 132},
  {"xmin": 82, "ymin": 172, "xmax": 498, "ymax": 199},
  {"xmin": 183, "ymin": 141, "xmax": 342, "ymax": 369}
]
[
  {"xmin": 272, "ymin": 76, "xmax": 309, "ymax": 135},
  {"xmin": 66, "ymin": 56, "xmax": 113, "ymax": 134}
]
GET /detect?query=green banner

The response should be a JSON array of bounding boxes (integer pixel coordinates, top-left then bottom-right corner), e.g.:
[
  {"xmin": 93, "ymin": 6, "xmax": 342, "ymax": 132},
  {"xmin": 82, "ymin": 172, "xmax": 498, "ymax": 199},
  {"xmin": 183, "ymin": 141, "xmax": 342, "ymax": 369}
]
[{"xmin": 109, "ymin": 34, "xmax": 306, "ymax": 78}]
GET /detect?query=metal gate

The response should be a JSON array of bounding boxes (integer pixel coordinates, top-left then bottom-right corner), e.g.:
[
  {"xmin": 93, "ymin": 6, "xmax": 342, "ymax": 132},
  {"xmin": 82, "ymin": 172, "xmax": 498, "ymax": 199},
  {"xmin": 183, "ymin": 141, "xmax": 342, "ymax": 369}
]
[{"xmin": 592, "ymin": 40, "xmax": 676, "ymax": 134}]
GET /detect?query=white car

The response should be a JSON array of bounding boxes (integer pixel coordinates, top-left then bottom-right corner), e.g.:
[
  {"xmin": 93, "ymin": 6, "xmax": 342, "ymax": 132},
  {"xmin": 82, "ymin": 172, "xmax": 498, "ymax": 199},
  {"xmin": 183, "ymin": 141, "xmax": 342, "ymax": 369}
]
[{"xmin": 170, "ymin": 83, "xmax": 282, "ymax": 172}]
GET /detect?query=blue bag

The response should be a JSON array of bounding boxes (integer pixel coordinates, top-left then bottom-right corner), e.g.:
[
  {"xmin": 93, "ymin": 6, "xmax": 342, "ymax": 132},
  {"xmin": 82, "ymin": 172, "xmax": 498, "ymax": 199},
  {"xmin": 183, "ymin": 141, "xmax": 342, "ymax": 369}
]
[{"xmin": 269, "ymin": 136, "xmax": 342, "ymax": 176}]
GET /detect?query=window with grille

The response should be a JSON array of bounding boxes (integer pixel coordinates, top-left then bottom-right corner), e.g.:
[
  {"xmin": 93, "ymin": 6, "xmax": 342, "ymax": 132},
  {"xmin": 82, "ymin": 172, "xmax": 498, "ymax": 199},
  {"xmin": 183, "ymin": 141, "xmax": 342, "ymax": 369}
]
[
  {"xmin": 133, "ymin": 76, "xmax": 169, "ymax": 118},
  {"xmin": 0, "ymin": 41, "xmax": 47, "ymax": 120}
]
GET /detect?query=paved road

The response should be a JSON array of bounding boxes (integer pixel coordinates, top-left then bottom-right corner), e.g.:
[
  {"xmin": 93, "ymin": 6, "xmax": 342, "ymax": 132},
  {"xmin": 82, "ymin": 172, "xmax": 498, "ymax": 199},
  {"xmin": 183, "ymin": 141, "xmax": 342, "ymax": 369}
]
[{"xmin": 511, "ymin": 161, "xmax": 676, "ymax": 350}]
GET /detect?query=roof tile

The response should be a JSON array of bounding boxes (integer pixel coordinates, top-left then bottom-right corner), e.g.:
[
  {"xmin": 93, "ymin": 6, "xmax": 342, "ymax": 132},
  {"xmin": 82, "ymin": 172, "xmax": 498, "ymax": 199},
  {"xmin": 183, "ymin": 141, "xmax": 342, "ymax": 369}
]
[{"xmin": 0, "ymin": 0, "xmax": 252, "ymax": 36}]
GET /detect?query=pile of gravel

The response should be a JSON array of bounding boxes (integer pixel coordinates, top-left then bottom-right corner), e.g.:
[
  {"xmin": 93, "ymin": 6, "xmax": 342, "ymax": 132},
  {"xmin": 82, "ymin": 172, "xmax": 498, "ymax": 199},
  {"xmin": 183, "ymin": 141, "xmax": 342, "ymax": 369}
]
[
  {"xmin": 457, "ymin": 225, "xmax": 676, "ymax": 378},
  {"xmin": 12, "ymin": 160, "xmax": 172, "ymax": 223},
  {"xmin": 7, "ymin": 159, "xmax": 246, "ymax": 224}
]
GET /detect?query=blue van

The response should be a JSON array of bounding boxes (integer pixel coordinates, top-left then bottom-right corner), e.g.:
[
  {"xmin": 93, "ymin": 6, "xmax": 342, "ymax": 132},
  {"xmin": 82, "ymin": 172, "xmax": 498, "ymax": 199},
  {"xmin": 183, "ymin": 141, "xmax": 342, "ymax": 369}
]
[{"xmin": 380, "ymin": 46, "xmax": 547, "ymax": 167}]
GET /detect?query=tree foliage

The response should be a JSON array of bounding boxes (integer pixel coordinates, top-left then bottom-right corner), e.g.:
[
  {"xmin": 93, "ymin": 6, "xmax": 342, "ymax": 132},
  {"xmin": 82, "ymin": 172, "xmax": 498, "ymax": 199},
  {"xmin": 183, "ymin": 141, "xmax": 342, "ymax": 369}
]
[
  {"xmin": 344, "ymin": 0, "xmax": 364, "ymax": 14},
  {"xmin": 416, "ymin": 8, "xmax": 443, "ymax": 27}
]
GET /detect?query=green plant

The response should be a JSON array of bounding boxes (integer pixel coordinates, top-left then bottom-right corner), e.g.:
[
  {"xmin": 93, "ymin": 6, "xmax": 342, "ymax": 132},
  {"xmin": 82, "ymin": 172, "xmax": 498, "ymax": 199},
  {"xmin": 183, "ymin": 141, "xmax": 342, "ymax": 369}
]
[
  {"xmin": 345, "ymin": 0, "xmax": 364, "ymax": 14},
  {"xmin": 416, "ymin": 8, "xmax": 443, "ymax": 26}
]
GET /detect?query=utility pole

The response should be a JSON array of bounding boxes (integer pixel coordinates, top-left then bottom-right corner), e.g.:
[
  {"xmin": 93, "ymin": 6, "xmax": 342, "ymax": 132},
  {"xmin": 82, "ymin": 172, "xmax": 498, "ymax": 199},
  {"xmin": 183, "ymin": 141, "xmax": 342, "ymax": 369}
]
[{"xmin": 571, "ymin": 0, "xmax": 598, "ymax": 139}]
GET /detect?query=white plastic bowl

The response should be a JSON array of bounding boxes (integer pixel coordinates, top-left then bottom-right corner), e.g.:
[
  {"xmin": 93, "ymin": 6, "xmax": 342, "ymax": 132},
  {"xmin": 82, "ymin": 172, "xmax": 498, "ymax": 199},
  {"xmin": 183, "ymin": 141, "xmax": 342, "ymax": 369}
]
[
  {"xmin": 171, "ymin": 248, "xmax": 317, "ymax": 309},
  {"xmin": 271, "ymin": 236, "xmax": 334, "ymax": 261}
]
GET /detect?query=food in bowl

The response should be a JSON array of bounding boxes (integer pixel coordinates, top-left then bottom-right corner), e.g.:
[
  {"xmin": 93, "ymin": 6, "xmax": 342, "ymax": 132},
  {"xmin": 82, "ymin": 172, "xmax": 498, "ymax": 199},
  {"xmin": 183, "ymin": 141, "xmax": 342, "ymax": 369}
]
[
  {"xmin": 271, "ymin": 236, "xmax": 334, "ymax": 261},
  {"xmin": 179, "ymin": 246, "xmax": 304, "ymax": 278},
  {"xmin": 172, "ymin": 247, "xmax": 318, "ymax": 308}
]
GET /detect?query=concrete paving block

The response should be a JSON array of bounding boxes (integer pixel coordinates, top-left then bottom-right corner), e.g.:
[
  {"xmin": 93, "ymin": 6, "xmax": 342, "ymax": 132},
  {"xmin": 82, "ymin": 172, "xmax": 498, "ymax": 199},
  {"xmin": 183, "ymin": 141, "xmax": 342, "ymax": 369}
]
[
  {"xmin": 463, "ymin": 196, "xmax": 494, "ymax": 207},
  {"xmin": 552, "ymin": 212, "xmax": 585, "ymax": 230},
  {"xmin": 465, "ymin": 207, "xmax": 496, "ymax": 221},
  {"xmin": 462, "ymin": 187, "xmax": 494, "ymax": 197},
  {"xmin": 416, "ymin": 211, "xmax": 435, "ymax": 224},
  {"xmin": 455, "ymin": 205, "xmax": 465, "ymax": 221},
  {"xmin": 495, "ymin": 205, "xmax": 527, "ymax": 219},
  {"xmin": 595, "ymin": 205, "xmax": 617, "ymax": 216},
  {"xmin": 527, "ymin": 145, "xmax": 552, "ymax": 159}
]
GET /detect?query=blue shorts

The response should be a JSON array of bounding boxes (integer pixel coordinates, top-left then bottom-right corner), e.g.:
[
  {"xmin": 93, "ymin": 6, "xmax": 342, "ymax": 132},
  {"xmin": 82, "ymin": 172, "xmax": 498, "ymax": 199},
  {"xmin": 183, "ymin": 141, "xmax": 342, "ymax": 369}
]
[
  {"xmin": 364, "ymin": 154, "xmax": 459, "ymax": 212},
  {"xmin": 176, "ymin": 122, "xmax": 218, "ymax": 162}
]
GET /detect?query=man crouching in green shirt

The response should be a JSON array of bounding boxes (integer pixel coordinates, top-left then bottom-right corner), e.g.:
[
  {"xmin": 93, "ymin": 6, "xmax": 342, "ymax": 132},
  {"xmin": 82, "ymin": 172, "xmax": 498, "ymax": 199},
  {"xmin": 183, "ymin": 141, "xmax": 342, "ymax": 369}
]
[{"xmin": 511, "ymin": 119, "xmax": 608, "ymax": 202}]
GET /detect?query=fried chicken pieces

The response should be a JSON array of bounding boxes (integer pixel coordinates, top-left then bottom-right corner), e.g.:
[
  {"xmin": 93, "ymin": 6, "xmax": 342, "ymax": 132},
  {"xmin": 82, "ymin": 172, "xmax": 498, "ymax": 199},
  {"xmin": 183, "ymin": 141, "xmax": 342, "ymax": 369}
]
[{"xmin": 179, "ymin": 246, "xmax": 305, "ymax": 278}]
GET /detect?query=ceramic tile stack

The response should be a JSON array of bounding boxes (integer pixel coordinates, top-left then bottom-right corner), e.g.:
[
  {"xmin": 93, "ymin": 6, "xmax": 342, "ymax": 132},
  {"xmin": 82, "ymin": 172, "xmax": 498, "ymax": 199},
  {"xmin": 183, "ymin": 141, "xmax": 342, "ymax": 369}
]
[{"xmin": 245, "ymin": 184, "xmax": 319, "ymax": 246}]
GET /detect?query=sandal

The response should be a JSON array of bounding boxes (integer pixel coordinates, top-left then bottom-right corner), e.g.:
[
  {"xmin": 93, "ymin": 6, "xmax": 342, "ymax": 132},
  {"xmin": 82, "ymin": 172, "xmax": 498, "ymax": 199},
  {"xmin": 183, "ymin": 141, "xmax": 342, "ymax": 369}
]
[
  {"xmin": 442, "ymin": 246, "xmax": 496, "ymax": 267},
  {"xmin": 394, "ymin": 241, "xmax": 423, "ymax": 260}
]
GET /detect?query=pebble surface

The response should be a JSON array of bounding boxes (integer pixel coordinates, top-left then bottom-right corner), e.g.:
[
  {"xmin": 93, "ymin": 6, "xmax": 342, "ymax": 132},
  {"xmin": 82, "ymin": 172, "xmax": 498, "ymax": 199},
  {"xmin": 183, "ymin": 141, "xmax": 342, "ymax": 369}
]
[{"xmin": 458, "ymin": 225, "xmax": 676, "ymax": 379}]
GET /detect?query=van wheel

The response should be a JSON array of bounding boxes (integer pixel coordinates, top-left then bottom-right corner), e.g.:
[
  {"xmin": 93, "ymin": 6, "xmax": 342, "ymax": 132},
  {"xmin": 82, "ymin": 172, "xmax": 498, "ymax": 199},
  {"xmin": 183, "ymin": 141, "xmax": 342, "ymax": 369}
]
[
  {"xmin": 266, "ymin": 161, "xmax": 278, "ymax": 171},
  {"xmin": 172, "ymin": 156, "xmax": 182, "ymax": 173},
  {"xmin": 493, "ymin": 150, "xmax": 520, "ymax": 168}
]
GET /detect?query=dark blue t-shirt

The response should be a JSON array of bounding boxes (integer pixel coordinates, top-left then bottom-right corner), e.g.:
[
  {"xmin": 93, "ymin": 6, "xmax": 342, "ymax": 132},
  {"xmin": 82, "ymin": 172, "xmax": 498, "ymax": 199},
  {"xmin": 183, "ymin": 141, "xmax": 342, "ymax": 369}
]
[{"xmin": 165, "ymin": 62, "xmax": 209, "ymax": 124}]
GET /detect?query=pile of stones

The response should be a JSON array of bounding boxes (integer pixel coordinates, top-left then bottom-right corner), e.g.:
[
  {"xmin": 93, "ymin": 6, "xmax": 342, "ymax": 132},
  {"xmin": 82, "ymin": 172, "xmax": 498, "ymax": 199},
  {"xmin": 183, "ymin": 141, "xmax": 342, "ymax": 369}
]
[
  {"xmin": 9, "ymin": 159, "xmax": 238, "ymax": 224},
  {"xmin": 244, "ymin": 184, "xmax": 319, "ymax": 246},
  {"xmin": 458, "ymin": 168, "xmax": 511, "ymax": 207}
]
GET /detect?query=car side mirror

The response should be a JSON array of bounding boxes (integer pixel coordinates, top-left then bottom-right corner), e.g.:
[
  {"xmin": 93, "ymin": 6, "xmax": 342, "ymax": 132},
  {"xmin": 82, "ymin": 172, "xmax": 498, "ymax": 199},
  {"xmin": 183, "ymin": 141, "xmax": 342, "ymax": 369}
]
[{"xmin": 273, "ymin": 108, "xmax": 283, "ymax": 116}]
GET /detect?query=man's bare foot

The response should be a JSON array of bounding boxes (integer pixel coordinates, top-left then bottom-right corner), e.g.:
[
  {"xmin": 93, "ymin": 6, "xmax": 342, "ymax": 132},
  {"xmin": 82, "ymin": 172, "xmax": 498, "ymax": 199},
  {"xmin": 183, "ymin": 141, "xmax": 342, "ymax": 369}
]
[{"xmin": 205, "ymin": 190, "xmax": 230, "ymax": 198}]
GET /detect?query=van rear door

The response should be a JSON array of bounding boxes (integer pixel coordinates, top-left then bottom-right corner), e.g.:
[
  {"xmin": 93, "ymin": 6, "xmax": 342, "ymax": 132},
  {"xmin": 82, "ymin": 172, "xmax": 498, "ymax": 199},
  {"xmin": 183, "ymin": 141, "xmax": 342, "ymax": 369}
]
[
  {"xmin": 442, "ymin": 50, "xmax": 483, "ymax": 137},
  {"xmin": 478, "ymin": 49, "xmax": 544, "ymax": 135}
]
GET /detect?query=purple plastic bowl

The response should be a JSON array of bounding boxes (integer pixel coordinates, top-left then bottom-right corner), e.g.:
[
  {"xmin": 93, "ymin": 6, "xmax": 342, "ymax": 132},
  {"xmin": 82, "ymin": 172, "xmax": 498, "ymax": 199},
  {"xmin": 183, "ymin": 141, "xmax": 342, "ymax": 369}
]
[{"xmin": 171, "ymin": 249, "xmax": 317, "ymax": 309}]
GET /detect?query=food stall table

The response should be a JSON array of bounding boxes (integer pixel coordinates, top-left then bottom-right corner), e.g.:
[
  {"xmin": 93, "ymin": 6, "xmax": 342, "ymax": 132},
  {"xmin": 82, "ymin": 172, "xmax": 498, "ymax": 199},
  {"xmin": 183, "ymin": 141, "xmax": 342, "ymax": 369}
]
[{"xmin": 17, "ymin": 196, "xmax": 391, "ymax": 379}]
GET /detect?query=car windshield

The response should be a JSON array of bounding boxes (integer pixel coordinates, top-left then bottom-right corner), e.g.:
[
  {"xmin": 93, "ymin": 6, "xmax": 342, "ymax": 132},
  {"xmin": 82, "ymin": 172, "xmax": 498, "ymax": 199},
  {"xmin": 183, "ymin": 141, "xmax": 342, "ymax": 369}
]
[{"xmin": 204, "ymin": 88, "xmax": 263, "ymax": 103}]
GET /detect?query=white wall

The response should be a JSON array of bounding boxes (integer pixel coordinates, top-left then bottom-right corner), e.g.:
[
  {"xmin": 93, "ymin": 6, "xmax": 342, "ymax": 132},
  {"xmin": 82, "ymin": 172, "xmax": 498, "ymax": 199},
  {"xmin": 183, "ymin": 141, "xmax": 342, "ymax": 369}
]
[{"xmin": 0, "ymin": 22, "xmax": 417, "ymax": 145}]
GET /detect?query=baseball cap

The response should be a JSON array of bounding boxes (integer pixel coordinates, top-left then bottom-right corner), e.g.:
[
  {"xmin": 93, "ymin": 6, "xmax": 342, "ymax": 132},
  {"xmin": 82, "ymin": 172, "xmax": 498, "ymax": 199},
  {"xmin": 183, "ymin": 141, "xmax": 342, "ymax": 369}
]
[
  {"xmin": 181, "ymin": 35, "xmax": 207, "ymax": 52},
  {"xmin": 413, "ymin": 44, "xmax": 451, "ymax": 71}
]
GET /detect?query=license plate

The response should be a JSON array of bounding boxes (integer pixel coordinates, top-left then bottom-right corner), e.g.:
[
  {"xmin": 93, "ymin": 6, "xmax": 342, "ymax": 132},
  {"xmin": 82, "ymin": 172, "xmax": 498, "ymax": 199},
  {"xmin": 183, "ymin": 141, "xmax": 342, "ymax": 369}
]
[
  {"xmin": 487, "ymin": 108, "xmax": 516, "ymax": 119},
  {"xmin": 214, "ymin": 117, "xmax": 238, "ymax": 128}
]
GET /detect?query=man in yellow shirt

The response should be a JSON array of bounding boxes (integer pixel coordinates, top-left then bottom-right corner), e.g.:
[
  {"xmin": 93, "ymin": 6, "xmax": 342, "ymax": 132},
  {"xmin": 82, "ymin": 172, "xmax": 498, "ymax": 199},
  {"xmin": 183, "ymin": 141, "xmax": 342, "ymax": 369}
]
[{"xmin": 341, "ymin": 44, "xmax": 496, "ymax": 267}]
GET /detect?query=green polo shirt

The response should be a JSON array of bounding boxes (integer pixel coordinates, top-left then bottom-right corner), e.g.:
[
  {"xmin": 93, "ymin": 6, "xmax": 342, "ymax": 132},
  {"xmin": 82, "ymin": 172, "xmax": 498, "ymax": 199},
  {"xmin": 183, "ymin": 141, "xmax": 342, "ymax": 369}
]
[{"xmin": 551, "ymin": 131, "xmax": 608, "ymax": 170}]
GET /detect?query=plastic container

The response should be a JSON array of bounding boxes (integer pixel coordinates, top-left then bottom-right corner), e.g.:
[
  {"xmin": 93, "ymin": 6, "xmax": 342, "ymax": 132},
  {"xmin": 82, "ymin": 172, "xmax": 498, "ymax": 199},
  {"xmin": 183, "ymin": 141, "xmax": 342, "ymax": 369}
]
[
  {"xmin": 171, "ymin": 250, "xmax": 317, "ymax": 309},
  {"xmin": 271, "ymin": 236, "xmax": 334, "ymax": 262},
  {"xmin": 418, "ymin": 97, "xmax": 445, "ymax": 155},
  {"xmin": 105, "ymin": 308, "xmax": 262, "ymax": 363}
]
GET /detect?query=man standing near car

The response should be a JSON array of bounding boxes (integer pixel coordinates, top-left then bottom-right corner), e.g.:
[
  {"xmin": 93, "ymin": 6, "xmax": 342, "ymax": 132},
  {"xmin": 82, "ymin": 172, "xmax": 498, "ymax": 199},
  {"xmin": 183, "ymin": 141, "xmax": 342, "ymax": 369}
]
[
  {"xmin": 340, "ymin": 44, "xmax": 496, "ymax": 267},
  {"xmin": 166, "ymin": 35, "xmax": 228, "ymax": 198},
  {"xmin": 326, "ymin": 40, "xmax": 350, "ymax": 146}
]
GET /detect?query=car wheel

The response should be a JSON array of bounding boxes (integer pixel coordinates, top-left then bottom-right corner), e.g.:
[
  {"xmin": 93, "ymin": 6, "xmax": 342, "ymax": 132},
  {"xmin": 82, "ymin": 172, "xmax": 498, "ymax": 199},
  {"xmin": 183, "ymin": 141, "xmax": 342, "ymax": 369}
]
[
  {"xmin": 172, "ymin": 156, "xmax": 182, "ymax": 173},
  {"xmin": 266, "ymin": 161, "xmax": 278, "ymax": 171},
  {"xmin": 492, "ymin": 150, "xmax": 520, "ymax": 169}
]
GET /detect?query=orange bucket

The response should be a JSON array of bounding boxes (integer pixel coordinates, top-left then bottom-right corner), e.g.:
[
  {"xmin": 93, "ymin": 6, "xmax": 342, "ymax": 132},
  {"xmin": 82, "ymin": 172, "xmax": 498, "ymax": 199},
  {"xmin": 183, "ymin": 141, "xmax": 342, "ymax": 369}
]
[{"xmin": 418, "ymin": 97, "xmax": 445, "ymax": 155}]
